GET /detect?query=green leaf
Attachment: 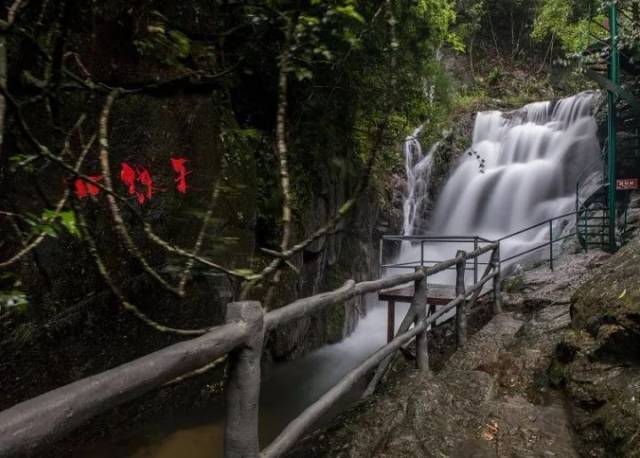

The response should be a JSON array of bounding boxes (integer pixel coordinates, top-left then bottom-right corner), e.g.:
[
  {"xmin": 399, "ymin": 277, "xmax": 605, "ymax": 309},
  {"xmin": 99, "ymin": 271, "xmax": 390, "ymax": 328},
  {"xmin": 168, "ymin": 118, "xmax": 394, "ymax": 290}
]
[
  {"xmin": 58, "ymin": 211, "xmax": 80, "ymax": 237},
  {"xmin": 335, "ymin": 5, "xmax": 365, "ymax": 24}
]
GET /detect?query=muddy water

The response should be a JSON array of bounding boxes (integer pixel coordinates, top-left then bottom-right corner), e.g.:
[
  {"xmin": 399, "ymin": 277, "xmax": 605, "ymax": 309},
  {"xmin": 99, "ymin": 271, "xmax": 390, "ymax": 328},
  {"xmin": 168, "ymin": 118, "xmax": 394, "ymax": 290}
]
[{"xmin": 79, "ymin": 296, "xmax": 409, "ymax": 458}]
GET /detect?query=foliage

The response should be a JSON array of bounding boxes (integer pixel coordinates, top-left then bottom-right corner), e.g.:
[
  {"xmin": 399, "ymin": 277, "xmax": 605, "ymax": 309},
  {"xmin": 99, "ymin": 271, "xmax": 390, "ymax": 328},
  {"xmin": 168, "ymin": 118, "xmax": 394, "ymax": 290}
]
[
  {"xmin": 24, "ymin": 210, "xmax": 80, "ymax": 238},
  {"xmin": 0, "ymin": 0, "xmax": 465, "ymax": 334},
  {"xmin": 531, "ymin": 0, "xmax": 600, "ymax": 53}
]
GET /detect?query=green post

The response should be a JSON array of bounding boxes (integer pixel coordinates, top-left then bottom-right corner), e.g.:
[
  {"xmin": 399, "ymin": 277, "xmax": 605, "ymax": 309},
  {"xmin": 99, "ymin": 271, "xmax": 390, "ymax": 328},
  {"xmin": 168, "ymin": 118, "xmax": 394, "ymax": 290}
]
[{"xmin": 607, "ymin": 1, "xmax": 619, "ymax": 252}]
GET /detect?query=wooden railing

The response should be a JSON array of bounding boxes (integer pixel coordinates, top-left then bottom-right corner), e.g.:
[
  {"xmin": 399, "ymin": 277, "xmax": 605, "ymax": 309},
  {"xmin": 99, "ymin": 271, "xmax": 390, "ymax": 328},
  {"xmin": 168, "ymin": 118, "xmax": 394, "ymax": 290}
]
[{"xmin": 0, "ymin": 242, "xmax": 502, "ymax": 458}]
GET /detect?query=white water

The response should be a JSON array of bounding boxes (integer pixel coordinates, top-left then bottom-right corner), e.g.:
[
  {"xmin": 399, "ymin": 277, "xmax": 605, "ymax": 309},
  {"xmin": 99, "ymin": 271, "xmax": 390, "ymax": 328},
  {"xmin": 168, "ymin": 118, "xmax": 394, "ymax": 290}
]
[
  {"xmin": 397, "ymin": 91, "xmax": 602, "ymax": 271},
  {"xmin": 403, "ymin": 127, "xmax": 437, "ymax": 236}
]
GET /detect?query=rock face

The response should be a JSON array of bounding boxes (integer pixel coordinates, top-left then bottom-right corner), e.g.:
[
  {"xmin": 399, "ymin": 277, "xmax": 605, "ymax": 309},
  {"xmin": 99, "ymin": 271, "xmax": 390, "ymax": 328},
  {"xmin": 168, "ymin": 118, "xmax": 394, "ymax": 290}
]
[
  {"xmin": 288, "ymin": 251, "xmax": 610, "ymax": 458},
  {"xmin": 289, "ymin": 308, "xmax": 584, "ymax": 458},
  {"xmin": 549, "ymin": 235, "xmax": 640, "ymax": 457}
]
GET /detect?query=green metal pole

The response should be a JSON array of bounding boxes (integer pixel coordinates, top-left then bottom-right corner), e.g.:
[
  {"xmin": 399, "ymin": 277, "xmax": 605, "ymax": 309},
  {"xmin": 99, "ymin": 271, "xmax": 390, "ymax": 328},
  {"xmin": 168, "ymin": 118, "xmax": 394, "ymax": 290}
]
[{"xmin": 607, "ymin": 1, "xmax": 619, "ymax": 252}]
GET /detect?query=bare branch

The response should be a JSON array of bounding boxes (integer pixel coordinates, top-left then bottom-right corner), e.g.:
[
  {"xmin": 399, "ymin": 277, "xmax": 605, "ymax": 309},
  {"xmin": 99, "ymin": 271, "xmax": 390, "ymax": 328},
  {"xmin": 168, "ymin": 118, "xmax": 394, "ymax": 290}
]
[
  {"xmin": 143, "ymin": 224, "xmax": 248, "ymax": 280},
  {"xmin": 276, "ymin": 51, "xmax": 293, "ymax": 253},
  {"xmin": 177, "ymin": 156, "xmax": 228, "ymax": 294},
  {"xmin": 76, "ymin": 209, "xmax": 210, "ymax": 337},
  {"xmin": 1, "ymin": 85, "xmax": 250, "ymax": 281},
  {"xmin": 0, "ymin": 0, "xmax": 27, "ymax": 30},
  {"xmin": 241, "ymin": 112, "xmax": 388, "ymax": 298},
  {"xmin": 96, "ymin": 91, "xmax": 184, "ymax": 298},
  {"xmin": 262, "ymin": 39, "xmax": 294, "ymax": 306},
  {"xmin": 162, "ymin": 355, "xmax": 228, "ymax": 387}
]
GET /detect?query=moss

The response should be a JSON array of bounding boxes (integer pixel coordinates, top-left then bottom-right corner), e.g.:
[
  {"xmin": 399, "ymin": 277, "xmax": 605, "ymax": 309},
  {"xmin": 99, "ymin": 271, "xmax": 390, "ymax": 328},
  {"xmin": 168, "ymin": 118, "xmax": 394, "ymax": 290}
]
[
  {"xmin": 547, "ymin": 357, "xmax": 568, "ymax": 387},
  {"xmin": 503, "ymin": 274, "xmax": 526, "ymax": 293}
]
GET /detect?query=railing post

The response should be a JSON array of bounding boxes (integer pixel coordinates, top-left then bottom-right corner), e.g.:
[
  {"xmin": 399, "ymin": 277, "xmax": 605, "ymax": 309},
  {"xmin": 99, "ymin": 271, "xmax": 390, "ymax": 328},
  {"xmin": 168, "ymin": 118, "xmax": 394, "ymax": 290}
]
[
  {"xmin": 224, "ymin": 301, "xmax": 265, "ymax": 458},
  {"xmin": 473, "ymin": 237, "xmax": 479, "ymax": 284},
  {"xmin": 549, "ymin": 220, "xmax": 554, "ymax": 271},
  {"xmin": 387, "ymin": 300, "xmax": 395, "ymax": 343},
  {"xmin": 491, "ymin": 244, "xmax": 503, "ymax": 314},
  {"xmin": 455, "ymin": 250, "xmax": 467, "ymax": 349},
  {"xmin": 414, "ymin": 268, "xmax": 429, "ymax": 372}
]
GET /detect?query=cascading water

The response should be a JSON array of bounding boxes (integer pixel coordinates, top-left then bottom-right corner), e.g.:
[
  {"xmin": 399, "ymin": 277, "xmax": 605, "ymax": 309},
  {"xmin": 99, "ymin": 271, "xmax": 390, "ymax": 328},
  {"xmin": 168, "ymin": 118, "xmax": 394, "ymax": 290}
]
[
  {"xmin": 402, "ymin": 127, "xmax": 437, "ymax": 236},
  {"xmin": 398, "ymin": 91, "xmax": 602, "ymax": 268}
]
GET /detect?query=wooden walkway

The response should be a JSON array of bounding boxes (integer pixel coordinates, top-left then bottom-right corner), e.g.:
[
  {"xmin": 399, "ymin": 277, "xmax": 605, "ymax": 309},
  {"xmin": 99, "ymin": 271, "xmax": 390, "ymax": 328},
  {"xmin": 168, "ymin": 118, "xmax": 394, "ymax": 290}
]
[
  {"xmin": 379, "ymin": 283, "xmax": 491, "ymax": 342},
  {"xmin": 379, "ymin": 283, "xmax": 456, "ymax": 305}
]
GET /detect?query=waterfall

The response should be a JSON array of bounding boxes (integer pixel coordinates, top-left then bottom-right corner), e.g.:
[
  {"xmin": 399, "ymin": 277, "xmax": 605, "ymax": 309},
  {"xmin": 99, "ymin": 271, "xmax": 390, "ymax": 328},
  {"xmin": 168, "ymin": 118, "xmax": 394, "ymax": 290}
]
[
  {"xmin": 398, "ymin": 91, "xmax": 602, "ymax": 269},
  {"xmin": 402, "ymin": 127, "xmax": 437, "ymax": 236}
]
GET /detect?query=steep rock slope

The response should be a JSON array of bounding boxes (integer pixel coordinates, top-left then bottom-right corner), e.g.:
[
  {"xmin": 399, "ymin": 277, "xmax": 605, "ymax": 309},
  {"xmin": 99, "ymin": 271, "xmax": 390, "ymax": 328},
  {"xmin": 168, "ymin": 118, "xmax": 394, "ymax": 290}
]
[{"xmin": 550, "ymin": 232, "xmax": 640, "ymax": 457}]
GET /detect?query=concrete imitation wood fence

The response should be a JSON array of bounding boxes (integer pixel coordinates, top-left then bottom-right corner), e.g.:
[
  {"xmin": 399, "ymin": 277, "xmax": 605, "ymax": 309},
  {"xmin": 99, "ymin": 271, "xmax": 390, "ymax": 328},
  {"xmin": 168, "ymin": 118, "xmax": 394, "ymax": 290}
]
[{"xmin": 0, "ymin": 242, "xmax": 502, "ymax": 458}]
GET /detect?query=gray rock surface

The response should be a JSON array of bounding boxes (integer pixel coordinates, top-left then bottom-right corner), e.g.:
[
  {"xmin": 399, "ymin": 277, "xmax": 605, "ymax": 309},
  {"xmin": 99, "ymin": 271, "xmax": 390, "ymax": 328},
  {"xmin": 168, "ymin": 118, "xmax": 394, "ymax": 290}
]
[
  {"xmin": 549, "ymin": 234, "xmax": 640, "ymax": 457},
  {"xmin": 288, "ymin": 251, "xmax": 609, "ymax": 457}
]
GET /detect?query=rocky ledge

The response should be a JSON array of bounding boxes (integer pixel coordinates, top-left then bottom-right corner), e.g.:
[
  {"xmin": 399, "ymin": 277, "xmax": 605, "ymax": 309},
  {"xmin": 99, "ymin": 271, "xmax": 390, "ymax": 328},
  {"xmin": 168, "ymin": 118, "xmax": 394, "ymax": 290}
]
[
  {"xmin": 549, "ymin": 235, "xmax": 640, "ymax": 457},
  {"xmin": 288, "ymin": 249, "xmax": 614, "ymax": 457}
]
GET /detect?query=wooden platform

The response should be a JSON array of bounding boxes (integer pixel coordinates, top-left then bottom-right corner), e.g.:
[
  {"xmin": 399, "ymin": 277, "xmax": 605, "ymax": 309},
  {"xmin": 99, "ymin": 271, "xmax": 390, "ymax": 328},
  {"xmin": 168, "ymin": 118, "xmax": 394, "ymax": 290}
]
[{"xmin": 378, "ymin": 283, "xmax": 456, "ymax": 305}]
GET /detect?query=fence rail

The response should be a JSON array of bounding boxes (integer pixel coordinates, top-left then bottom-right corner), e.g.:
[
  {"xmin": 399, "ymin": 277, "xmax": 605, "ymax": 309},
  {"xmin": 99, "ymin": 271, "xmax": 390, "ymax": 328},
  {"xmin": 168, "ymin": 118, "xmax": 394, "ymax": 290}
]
[
  {"xmin": 0, "ymin": 241, "xmax": 502, "ymax": 458},
  {"xmin": 380, "ymin": 211, "xmax": 579, "ymax": 273}
]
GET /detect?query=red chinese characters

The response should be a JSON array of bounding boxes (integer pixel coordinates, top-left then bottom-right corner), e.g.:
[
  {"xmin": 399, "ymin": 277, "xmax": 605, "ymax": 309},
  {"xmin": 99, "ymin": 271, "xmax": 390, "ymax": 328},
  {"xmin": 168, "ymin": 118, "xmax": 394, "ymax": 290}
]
[
  {"xmin": 74, "ymin": 175, "xmax": 103, "ymax": 199},
  {"xmin": 119, "ymin": 163, "xmax": 155, "ymax": 204},
  {"xmin": 136, "ymin": 166, "xmax": 155, "ymax": 204},
  {"xmin": 74, "ymin": 158, "xmax": 191, "ymax": 203},
  {"xmin": 120, "ymin": 163, "xmax": 137, "ymax": 196},
  {"xmin": 170, "ymin": 157, "xmax": 190, "ymax": 194}
]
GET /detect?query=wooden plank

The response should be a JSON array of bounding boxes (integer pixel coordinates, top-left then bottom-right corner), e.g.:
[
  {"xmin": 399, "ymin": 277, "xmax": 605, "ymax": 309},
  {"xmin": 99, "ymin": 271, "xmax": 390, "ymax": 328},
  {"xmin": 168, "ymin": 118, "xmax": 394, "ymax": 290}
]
[{"xmin": 379, "ymin": 283, "xmax": 456, "ymax": 305}]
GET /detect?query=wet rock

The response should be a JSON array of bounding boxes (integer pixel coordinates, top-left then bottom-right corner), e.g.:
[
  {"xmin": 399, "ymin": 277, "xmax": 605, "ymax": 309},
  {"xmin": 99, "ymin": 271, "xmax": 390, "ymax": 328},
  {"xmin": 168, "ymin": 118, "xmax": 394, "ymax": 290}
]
[
  {"xmin": 288, "ymin": 314, "xmax": 524, "ymax": 457},
  {"xmin": 549, "ymin": 234, "xmax": 640, "ymax": 457},
  {"xmin": 289, "ymin": 250, "xmax": 607, "ymax": 458}
]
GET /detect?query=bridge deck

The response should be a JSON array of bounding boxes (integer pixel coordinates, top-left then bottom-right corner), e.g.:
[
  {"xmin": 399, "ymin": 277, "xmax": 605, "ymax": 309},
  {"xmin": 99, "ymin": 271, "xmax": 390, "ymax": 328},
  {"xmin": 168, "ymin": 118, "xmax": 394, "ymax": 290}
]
[
  {"xmin": 379, "ymin": 283, "xmax": 491, "ymax": 342},
  {"xmin": 379, "ymin": 283, "xmax": 456, "ymax": 305}
]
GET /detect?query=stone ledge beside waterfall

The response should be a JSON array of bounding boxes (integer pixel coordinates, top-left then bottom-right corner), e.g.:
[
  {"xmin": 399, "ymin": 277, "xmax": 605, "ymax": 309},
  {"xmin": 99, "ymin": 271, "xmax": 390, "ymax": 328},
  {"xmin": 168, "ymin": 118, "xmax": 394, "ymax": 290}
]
[
  {"xmin": 548, "ymin": 229, "xmax": 640, "ymax": 457},
  {"xmin": 286, "ymin": 243, "xmax": 639, "ymax": 457}
]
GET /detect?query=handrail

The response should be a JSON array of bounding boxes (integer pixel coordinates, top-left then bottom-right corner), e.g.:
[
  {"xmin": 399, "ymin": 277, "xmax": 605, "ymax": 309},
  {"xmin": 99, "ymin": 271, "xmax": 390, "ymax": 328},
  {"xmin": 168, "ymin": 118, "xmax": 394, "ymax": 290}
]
[
  {"xmin": 0, "ymin": 321, "xmax": 250, "ymax": 457},
  {"xmin": 494, "ymin": 211, "xmax": 577, "ymax": 242},
  {"xmin": 0, "ymin": 242, "xmax": 500, "ymax": 458},
  {"xmin": 381, "ymin": 207, "xmax": 584, "ymax": 275},
  {"xmin": 262, "ymin": 319, "xmax": 428, "ymax": 458}
]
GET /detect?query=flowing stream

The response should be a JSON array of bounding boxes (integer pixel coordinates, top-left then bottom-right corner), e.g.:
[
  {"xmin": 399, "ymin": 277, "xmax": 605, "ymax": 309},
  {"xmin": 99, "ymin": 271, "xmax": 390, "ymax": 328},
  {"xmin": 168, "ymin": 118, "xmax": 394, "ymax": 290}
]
[{"xmin": 84, "ymin": 92, "xmax": 601, "ymax": 457}]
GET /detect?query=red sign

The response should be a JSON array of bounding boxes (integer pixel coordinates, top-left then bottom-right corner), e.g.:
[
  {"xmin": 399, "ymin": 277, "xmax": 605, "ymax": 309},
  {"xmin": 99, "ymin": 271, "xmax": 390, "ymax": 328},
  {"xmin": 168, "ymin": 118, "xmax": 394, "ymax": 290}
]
[{"xmin": 616, "ymin": 178, "xmax": 639, "ymax": 190}]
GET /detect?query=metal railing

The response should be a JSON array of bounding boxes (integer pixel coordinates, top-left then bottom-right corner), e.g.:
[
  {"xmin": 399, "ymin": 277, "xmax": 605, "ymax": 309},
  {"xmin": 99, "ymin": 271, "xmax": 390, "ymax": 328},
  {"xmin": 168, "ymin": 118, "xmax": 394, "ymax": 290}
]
[
  {"xmin": 575, "ymin": 176, "xmax": 633, "ymax": 251},
  {"xmin": 497, "ymin": 211, "xmax": 578, "ymax": 270},
  {"xmin": 0, "ymin": 243, "xmax": 503, "ymax": 458},
  {"xmin": 379, "ymin": 236, "xmax": 494, "ymax": 283},
  {"xmin": 380, "ymin": 211, "xmax": 579, "ymax": 274}
]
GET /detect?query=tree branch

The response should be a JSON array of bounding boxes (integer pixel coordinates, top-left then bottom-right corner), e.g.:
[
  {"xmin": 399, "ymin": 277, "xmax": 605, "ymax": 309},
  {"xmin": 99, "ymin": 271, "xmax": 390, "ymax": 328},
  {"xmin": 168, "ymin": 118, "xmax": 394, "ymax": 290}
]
[
  {"xmin": 177, "ymin": 156, "xmax": 228, "ymax": 294},
  {"xmin": 97, "ymin": 90, "xmax": 184, "ymax": 298},
  {"xmin": 75, "ymin": 209, "xmax": 210, "ymax": 337}
]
